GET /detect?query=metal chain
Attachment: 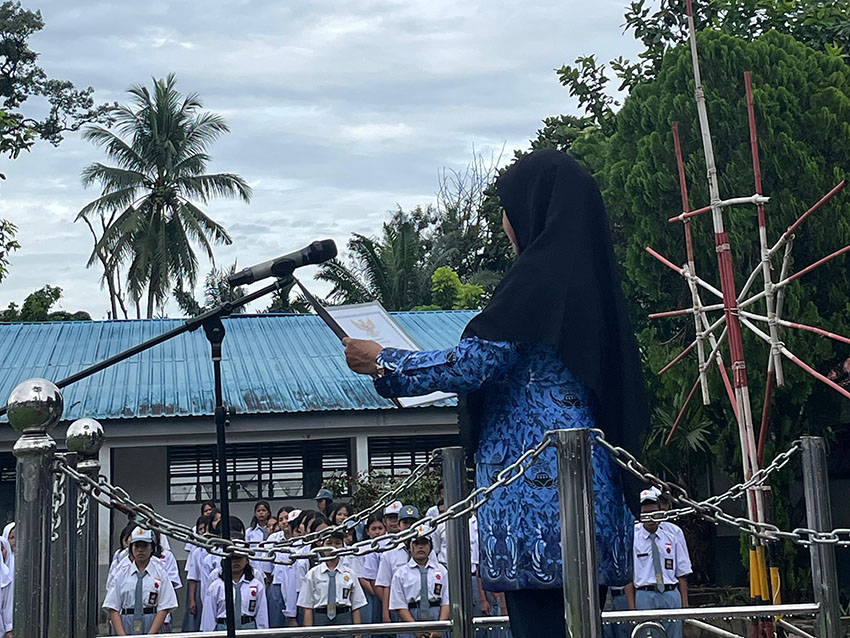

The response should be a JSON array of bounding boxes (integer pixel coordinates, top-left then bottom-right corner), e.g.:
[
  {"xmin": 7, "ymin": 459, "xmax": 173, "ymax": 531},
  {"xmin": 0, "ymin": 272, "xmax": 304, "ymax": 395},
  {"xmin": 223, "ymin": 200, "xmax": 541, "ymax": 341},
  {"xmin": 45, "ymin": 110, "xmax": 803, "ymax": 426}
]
[
  {"xmin": 653, "ymin": 439, "xmax": 802, "ymax": 520},
  {"xmin": 55, "ymin": 427, "xmax": 850, "ymax": 557},
  {"xmin": 50, "ymin": 458, "xmax": 67, "ymax": 542},
  {"xmin": 55, "ymin": 431, "xmax": 558, "ymax": 564},
  {"xmin": 591, "ymin": 429, "xmax": 850, "ymax": 546}
]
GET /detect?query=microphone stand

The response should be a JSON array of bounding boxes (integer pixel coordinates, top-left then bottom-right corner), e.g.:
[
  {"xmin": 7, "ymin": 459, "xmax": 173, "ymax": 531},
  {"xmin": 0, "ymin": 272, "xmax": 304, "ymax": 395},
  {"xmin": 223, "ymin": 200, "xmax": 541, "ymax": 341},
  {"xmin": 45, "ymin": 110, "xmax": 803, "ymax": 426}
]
[{"xmin": 0, "ymin": 275, "xmax": 294, "ymax": 638}]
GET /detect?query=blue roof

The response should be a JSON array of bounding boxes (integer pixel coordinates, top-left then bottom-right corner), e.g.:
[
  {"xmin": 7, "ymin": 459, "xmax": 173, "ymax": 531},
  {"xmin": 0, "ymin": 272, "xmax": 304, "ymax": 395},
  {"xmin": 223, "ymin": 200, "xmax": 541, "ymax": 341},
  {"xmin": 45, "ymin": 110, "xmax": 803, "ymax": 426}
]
[{"xmin": 0, "ymin": 312, "xmax": 475, "ymax": 422}]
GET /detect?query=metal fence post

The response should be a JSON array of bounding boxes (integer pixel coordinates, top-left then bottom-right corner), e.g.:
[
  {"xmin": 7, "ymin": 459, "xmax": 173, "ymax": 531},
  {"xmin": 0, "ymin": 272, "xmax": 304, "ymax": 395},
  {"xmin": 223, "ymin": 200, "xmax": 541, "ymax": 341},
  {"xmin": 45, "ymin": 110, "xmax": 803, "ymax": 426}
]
[
  {"xmin": 8, "ymin": 378, "xmax": 64, "ymax": 638},
  {"xmin": 800, "ymin": 436, "xmax": 841, "ymax": 638},
  {"xmin": 67, "ymin": 418, "xmax": 105, "ymax": 638},
  {"xmin": 556, "ymin": 428, "xmax": 602, "ymax": 638},
  {"xmin": 48, "ymin": 451, "xmax": 77, "ymax": 638},
  {"xmin": 441, "ymin": 446, "xmax": 474, "ymax": 638}
]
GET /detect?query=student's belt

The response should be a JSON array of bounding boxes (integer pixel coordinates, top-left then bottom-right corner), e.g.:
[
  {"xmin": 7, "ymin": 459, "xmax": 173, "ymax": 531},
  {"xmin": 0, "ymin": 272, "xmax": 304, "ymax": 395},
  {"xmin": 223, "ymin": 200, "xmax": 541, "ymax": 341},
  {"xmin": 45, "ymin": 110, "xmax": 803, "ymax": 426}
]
[
  {"xmin": 216, "ymin": 615, "xmax": 256, "ymax": 624},
  {"xmin": 637, "ymin": 584, "xmax": 678, "ymax": 592},
  {"xmin": 408, "ymin": 600, "xmax": 442, "ymax": 610},
  {"xmin": 315, "ymin": 605, "xmax": 351, "ymax": 614},
  {"xmin": 121, "ymin": 607, "xmax": 156, "ymax": 615}
]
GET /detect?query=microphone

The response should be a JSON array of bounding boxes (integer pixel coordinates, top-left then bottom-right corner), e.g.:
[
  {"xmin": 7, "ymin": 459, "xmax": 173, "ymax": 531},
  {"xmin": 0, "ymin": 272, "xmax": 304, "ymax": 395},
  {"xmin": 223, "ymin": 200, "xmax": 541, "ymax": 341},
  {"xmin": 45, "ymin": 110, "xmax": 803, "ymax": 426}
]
[{"xmin": 227, "ymin": 239, "xmax": 338, "ymax": 287}]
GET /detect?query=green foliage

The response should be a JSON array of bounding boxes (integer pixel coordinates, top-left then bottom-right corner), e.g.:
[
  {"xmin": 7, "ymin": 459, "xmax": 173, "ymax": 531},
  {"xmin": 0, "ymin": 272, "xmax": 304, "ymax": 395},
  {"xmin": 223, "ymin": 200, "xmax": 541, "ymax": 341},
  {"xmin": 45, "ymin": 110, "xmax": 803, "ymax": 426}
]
[
  {"xmin": 0, "ymin": 285, "xmax": 91, "ymax": 321},
  {"xmin": 78, "ymin": 74, "xmax": 251, "ymax": 318},
  {"xmin": 262, "ymin": 280, "xmax": 312, "ymax": 314},
  {"xmin": 322, "ymin": 470, "xmax": 443, "ymax": 518},
  {"xmin": 428, "ymin": 266, "xmax": 485, "ymax": 311},
  {"xmin": 563, "ymin": 30, "xmax": 850, "ymax": 592},
  {"xmin": 0, "ymin": 219, "xmax": 20, "ymax": 282},
  {"xmin": 173, "ymin": 262, "xmax": 248, "ymax": 317},
  {"xmin": 555, "ymin": 0, "xmax": 850, "ymax": 136},
  {"xmin": 0, "ymin": 1, "xmax": 112, "ymax": 158}
]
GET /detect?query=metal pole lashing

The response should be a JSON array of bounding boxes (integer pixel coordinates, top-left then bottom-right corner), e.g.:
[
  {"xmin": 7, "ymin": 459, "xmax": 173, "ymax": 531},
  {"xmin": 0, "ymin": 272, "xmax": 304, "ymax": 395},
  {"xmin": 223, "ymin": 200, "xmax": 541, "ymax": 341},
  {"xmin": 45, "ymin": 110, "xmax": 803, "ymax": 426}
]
[
  {"xmin": 556, "ymin": 428, "xmax": 602, "ymax": 638},
  {"xmin": 7, "ymin": 378, "xmax": 64, "ymax": 638},
  {"xmin": 441, "ymin": 447, "xmax": 475, "ymax": 638},
  {"xmin": 800, "ymin": 437, "xmax": 841, "ymax": 638},
  {"xmin": 49, "ymin": 452, "xmax": 77, "ymax": 638},
  {"xmin": 66, "ymin": 418, "xmax": 105, "ymax": 638}
]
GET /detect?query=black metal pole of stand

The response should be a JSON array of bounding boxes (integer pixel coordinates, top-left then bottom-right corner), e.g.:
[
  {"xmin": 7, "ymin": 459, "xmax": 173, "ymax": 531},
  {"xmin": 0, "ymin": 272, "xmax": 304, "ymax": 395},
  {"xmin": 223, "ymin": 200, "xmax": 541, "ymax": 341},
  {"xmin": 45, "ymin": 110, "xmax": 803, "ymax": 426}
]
[{"xmin": 204, "ymin": 317, "xmax": 237, "ymax": 638}]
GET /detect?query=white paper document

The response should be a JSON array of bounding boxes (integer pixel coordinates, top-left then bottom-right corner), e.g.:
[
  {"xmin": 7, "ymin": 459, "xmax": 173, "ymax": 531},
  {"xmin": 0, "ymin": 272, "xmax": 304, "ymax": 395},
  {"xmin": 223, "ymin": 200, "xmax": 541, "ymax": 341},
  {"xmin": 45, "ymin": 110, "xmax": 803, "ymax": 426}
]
[{"xmin": 325, "ymin": 302, "xmax": 456, "ymax": 408}]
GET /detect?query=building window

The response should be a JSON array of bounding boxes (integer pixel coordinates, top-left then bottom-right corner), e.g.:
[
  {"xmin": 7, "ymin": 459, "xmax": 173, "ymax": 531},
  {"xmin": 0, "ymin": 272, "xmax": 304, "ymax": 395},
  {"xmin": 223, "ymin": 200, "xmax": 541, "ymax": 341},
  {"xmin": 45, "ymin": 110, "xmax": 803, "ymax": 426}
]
[
  {"xmin": 167, "ymin": 439, "xmax": 351, "ymax": 504},
  {"xmin": 368, "ymin": 435, "xmax": 459, "ymax": 478}
]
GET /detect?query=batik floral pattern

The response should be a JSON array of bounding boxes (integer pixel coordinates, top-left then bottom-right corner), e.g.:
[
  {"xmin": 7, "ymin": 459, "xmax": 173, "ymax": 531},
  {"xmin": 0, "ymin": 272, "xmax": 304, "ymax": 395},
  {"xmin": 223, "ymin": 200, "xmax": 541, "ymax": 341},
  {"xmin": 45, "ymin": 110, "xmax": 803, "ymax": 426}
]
[{"xmin": 375, "ymin": 337, "xmax": 634, "ymax": 591}]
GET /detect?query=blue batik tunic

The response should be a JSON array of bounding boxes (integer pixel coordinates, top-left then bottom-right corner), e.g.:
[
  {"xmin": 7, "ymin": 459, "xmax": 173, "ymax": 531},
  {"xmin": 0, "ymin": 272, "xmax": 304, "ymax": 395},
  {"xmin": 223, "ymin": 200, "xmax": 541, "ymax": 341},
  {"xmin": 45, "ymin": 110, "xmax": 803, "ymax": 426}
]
[{"xmin": 374, "ymin": 337, "xmax": 634, "ymax": 592}]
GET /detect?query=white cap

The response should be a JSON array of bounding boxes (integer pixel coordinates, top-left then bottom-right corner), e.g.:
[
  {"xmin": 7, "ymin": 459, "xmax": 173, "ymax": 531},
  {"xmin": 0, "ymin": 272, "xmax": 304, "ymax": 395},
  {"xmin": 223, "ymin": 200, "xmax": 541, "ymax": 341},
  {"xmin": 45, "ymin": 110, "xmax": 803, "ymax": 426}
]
[
  {"xmin": 130, "ymin": 527, "xmax": 154, "ymax": 543},
  {"xmin": 383, "ymin": 500, "xmax": 402, "ymax": 516},
  {"xmin": 287, "ymin": 509, "xmax": 302, "ymax": 523},
  {"xmin": 640, "ymin": 488, "xmax": 661, "ymax": 504}
]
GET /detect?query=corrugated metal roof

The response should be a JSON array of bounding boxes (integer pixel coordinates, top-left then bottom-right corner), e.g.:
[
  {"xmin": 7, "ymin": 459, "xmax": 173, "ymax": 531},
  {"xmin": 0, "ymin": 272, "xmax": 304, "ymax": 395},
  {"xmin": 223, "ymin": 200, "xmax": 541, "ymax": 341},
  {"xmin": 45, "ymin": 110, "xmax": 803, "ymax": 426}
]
[{"xmin": 0, "ymin": 311, "xmax": 476, "ymax": 422}]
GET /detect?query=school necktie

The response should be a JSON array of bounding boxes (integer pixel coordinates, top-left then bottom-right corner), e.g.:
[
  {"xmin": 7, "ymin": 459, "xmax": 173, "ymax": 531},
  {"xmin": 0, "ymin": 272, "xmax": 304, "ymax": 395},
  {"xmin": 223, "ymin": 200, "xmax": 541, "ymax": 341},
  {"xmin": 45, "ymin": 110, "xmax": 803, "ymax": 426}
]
[
  {"xmin": 133, "ymin": 571, "xmax": 145, "ymax": 626},
  {"xmin": 234, "ymin": 580, "xmax": 243, "ymax": 628},
  {"xmin": 649, "ymin": 532, "xmax": 664, "ymax": 593},
  {"xmin": 419, "ymin": 567, "xmax": 430, "ymax": 620},
  {"xmin": 327, "ymin": 570, "xmax": 337, "ymax": 620}
]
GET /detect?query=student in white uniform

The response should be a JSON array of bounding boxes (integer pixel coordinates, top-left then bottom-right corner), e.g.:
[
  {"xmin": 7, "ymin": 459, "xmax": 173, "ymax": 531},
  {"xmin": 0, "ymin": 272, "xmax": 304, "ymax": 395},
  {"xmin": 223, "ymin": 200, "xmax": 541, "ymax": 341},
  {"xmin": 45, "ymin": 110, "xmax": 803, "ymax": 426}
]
[
  {"xmin": 102, "ymin": 527, "xmax": 178, "ymax": 635},
  {"xmin": 358, "ymin": 513, "xmax": 387, "ymax": 625},
  {"xmin": 245, "ymin": 500, "xmax": 273, "ymax": 579},
  {"xmin": 200, "ymin": 550, "xmax": 269, "ymax": 632},
  {"xmin": 294, "ymin": 513, "xmax": 331, "ymax": 625},
  {"xmin": 0, "ymin": 535, "xmax": 13, "ymax": 638},
  {"xmin": 273, "ymin": 509, "xmax": 303, "ymax": 627},
  {"xmin": 297, "ymin": 529, "xmax": 366, "ymax": 626},
  {"xmin": 389, "ymin": 535, "xmax": 449, "ymax": 638},
  {"xmin": 183, "ymin": 514, "xmax": 211, "ymax": 632},
  {"xmin": 266, "ymin": 506, "xmax": 294, "ymax": 628},
  {"xmin": 374, "ymin": 504, "xmax": 421, "ymax": 624},
  {"xmin": 625, "ymin": 489, "xmax": 692, "ymax": 638}
]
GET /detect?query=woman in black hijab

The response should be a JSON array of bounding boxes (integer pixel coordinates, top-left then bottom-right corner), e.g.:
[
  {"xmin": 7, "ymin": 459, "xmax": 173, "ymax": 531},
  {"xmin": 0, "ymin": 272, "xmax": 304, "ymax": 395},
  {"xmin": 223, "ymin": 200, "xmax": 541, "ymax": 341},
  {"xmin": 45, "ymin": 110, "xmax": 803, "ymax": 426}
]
[{"xmin": 345, "ymin": 149, "xmax": 648, "ymax": 637}]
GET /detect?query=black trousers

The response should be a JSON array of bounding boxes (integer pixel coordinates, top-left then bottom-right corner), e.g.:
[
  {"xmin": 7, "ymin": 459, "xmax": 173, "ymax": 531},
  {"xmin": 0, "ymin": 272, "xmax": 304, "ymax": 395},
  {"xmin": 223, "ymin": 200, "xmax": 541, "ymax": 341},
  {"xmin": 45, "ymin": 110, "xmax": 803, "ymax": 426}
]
[{"xmin": 504, "ymin": 587, "xmax": 608, "ymax": 638}]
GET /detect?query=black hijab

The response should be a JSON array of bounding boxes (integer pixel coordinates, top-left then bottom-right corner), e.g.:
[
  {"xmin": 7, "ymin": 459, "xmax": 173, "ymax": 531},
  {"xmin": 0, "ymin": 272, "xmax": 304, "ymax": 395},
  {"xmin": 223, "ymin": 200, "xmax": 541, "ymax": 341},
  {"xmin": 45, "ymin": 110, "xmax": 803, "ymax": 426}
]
[{"xmin": 460, "ymin": 149, "xmax": 649, "ymax": 510}]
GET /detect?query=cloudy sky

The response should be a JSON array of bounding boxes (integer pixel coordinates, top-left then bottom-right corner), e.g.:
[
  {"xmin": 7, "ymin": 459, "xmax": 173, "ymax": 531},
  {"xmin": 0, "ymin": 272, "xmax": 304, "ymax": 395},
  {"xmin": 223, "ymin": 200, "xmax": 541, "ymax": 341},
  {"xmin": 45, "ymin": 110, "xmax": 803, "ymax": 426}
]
[{"xmin": 0, "ymin": 0, "xmax": 641, "ymax": 319}]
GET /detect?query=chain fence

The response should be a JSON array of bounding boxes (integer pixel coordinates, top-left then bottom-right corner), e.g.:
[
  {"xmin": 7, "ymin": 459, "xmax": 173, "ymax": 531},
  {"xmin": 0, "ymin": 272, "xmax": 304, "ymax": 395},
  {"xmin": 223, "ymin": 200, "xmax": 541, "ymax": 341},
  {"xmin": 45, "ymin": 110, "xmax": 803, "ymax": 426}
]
[{"xmin": 53, "ymin": 427, "xmax": 850, "ymax": 565}]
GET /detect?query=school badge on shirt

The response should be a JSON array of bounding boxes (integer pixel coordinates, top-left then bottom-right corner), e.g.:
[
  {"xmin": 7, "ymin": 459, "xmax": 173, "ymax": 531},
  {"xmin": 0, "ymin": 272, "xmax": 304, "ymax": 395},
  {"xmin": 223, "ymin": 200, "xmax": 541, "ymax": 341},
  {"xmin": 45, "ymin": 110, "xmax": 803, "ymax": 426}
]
[
  {"xmin": 248, "ymin": 585, "xmax": 258, "ymax": 613},
  {"xmin": 147, "ymin": 578, "xmax": 160, "ymax": 606}
]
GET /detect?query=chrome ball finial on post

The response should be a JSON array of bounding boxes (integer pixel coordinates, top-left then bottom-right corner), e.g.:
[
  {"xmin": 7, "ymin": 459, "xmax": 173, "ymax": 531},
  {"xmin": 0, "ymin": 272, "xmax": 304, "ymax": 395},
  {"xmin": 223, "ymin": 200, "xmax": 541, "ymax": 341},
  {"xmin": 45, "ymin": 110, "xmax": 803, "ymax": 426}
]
[
  {"xmin": 65, "ymin": 418, "xmax": 104, "ymax": 458},
  {"xmin": 7, "ymin": 378, "xmax": 64, "ymax": 434}
]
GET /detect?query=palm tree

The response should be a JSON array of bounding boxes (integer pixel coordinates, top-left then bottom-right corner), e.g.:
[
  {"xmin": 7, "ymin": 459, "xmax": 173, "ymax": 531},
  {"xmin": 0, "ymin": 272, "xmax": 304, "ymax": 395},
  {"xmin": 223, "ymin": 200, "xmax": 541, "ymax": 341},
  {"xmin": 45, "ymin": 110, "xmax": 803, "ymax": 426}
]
[
  {"xmin": 316, "ymin": 208, "xmax": 449, "ymax": 310},
  {"xmin": 77, "ymin": 74, "xmax": 251, "ymax": 318}
]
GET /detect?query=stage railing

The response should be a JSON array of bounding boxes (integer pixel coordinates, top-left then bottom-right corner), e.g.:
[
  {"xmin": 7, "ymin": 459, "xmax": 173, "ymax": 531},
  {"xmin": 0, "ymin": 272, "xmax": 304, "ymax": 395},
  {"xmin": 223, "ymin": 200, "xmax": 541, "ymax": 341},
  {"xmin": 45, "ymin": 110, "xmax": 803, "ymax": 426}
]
[{"xmin": 5, "ymin": 378, "xmax": 841, "ymax": 638}]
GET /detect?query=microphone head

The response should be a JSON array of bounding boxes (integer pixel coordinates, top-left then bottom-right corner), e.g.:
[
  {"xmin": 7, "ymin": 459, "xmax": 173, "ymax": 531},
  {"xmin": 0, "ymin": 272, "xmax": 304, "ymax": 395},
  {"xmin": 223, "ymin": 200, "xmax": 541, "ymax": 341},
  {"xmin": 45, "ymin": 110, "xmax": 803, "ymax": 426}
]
[{"xmin": 308, "ymin": 239, "xmax": 338, "ymax": 263}]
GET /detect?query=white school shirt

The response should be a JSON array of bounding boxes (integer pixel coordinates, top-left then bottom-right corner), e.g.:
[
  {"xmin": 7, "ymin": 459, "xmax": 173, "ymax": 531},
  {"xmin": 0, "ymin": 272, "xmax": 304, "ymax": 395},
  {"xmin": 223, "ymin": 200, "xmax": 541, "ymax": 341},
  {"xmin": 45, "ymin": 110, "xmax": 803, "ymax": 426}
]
[
  {"xmin": 246, "ymin": 525, "xmax": 273, "ymax": 575},
  {"xmin": 200, "ymin": 575, "xmax": 269, "ymax": 631},
  {"xmin": 388, "ymin": 558, "xmax": 450, "ymax": 610},
  {"xmin": 359, "ymin": 537, "xmax": 391, "ymax": 580},
  {"xmin": 113, "ymin": 551, "xmax": 182, "ymax": 591},
  {"xmin": 433, "ymin": 518, "xmax": 478, "ymax": 570},
  {"xmin": 374, "ymin": 546, "xmax": 411, "ymax": 588},
  {"xmin": 102, "ymin": 559, "xmax": 178, "ymax": 614},
  {"xmin": 632, "ymin": 522, "xmax": 692, "ymax": 587},
  {"xmin": 270, "ymin": 535, "xmax": 300, "ymax": 619},
  {"xmin": 296, "ymin": 562, "xmax": 367, "ymax": 611},
  {"xmin": 293, "ymin": 543, "xmax": 313, "ymax": 594}
]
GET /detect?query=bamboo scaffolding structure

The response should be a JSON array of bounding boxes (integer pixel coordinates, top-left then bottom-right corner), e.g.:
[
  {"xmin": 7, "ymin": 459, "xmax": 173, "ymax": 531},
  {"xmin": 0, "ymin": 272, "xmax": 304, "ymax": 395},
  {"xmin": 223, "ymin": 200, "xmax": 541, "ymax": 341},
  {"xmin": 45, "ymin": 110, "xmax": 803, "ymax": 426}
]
[
  {"xmin": 659, "ymin": 340, "xmax": 698, "ymax": 375},
  {"xmin": 776, "ymin": 243, "xmax": 850, "ymax": 288},
  {"xmin": 665, "ymin": 375, "xmax": 702, "ymax": 445},
  {"xmin": 684, "ymin": 0, "xmax": 764, "ymax": 534},
  {"xmin": 740, "ymin": 311, "xmax": 850, "ymax": 346},
  {"xmin": 667, "ymin": 194, "xmax": 770, "ymax": 222},
  {"xmin": 767, "ymin": 180, "xmax": 847, "ymax": 257},
  {"xmin": 649, "ymin": 303, "xmax": 725, "ymax": 319},
  {"xmin": 645, "ymin": 246, "xmax": 725, "ymax": 299},
  {"xmin": 671, "ymin": 120, "xmax": 740, "ymax": 410},
  {"xmin": 740, "ymin": 317, "xmax": 850, "ymax": 401},
  {"xmin": 746, "ymin": 72, "xmax": 785, "ymax": 388}
]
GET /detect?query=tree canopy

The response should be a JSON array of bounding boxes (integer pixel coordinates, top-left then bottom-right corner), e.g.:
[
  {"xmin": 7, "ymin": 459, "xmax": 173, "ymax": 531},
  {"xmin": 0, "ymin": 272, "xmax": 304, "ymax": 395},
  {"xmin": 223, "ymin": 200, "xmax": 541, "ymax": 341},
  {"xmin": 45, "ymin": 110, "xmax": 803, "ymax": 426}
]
[
  {"xmin": 0, "ymin": 285, "xmax": 91, "ymax": 321},
  {"xmin": 0, "ymin": 219, "xmax": 19, "ymax": 283},
  {"xmin": 77, "ymin": 74, "xmax": 251, "ymax": 318},
  {"xmin": 0, "ymin": 1, "xmax": 112, "ymax": 158}
]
